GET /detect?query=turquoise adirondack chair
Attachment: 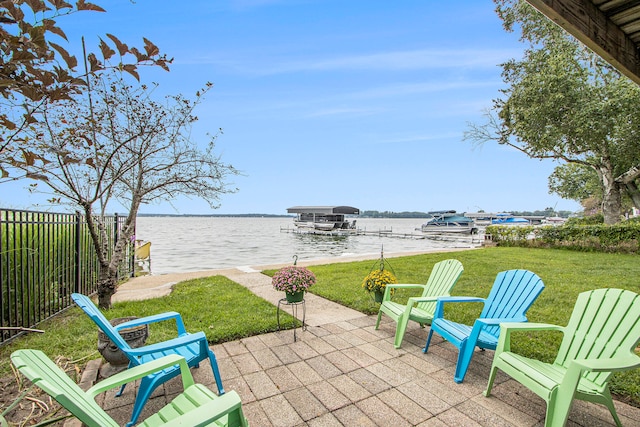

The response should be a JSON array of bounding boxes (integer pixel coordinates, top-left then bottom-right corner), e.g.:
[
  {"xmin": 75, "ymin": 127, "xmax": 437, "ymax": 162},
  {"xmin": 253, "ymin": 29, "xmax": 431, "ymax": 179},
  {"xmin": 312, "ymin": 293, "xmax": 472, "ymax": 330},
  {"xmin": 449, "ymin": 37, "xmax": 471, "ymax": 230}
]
[
  {"xmin": 11, "ymin": 350, "xmax": 248, "ymax": 427},
  {"xmin": 375, "ymin": 259, "xmax": 464, "ymax": 349},
  {"xmin": 423, "ymin": 269, "xmax": 544, "ymax": 383},
  {"xmin": 72, "ymin": 293, "xmax": 224, "ymax": 427},
  {"xmin": 485, "ymin": 288, "xmax": 640, "ymax": 427}
]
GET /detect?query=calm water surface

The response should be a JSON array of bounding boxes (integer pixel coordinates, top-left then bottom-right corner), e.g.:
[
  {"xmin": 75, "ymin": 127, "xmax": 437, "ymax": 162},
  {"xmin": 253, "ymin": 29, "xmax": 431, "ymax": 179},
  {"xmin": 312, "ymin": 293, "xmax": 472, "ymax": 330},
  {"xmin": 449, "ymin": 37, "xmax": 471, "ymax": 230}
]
[{"xmin": 136, "ymin": 217, "xmax": 480, "ymax": 275}]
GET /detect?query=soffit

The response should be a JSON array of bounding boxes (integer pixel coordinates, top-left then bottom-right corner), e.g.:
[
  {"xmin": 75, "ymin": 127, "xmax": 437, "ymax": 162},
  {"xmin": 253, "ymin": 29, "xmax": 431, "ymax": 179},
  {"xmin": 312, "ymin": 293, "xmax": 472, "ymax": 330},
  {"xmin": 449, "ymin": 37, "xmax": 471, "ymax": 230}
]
[{"xmin": 525, "ymin": 0, "xmax": 640, "ymax": 85}]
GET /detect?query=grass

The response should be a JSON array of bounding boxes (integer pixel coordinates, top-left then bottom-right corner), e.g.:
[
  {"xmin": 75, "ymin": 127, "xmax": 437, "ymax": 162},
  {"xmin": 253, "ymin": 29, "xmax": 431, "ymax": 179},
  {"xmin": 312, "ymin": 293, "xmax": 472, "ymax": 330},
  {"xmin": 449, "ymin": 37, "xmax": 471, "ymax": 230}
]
[
  {"xmin": 1, "ymin": 246, "xmax": 639, "ymax": 406},
  {"xmin": 0, "ymin": 275, "xmax": 295, "ymax": 377}
]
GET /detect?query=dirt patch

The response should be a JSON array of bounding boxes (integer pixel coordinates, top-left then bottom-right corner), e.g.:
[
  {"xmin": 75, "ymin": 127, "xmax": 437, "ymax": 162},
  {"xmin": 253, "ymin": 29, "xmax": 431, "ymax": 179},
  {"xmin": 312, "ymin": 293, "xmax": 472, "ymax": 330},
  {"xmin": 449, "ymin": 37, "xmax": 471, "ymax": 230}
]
[{"xmin": 0, "ymin": 357, "xmax": 82, "ymax": 426}]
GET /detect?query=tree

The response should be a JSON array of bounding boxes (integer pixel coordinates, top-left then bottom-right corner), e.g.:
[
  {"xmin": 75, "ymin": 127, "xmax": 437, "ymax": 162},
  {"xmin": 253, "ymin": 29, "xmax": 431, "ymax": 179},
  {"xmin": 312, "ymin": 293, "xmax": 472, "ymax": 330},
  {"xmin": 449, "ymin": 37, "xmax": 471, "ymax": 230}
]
[
  {"xmin": 1, "ymin": 0, "xmax": 170, "ymax": 180},
  {"xmin": 465, "ymin": 0, "xmax": 640, "ymax": 224},
  {"xmin": 548, "ymin": 162, "xmax": 602, "ymax": 207},
  {"xmin": 15, "ymin": 73, "xmax": 238, "ymax": 308}
]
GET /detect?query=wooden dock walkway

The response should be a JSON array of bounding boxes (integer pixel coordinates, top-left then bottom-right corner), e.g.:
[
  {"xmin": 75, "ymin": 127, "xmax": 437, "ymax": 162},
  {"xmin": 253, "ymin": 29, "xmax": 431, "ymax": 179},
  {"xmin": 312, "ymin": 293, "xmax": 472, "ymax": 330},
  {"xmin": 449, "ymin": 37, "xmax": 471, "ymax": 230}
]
[{"xmin": 279, "ymin": 226, "xmax": 485, "ymax": 244}]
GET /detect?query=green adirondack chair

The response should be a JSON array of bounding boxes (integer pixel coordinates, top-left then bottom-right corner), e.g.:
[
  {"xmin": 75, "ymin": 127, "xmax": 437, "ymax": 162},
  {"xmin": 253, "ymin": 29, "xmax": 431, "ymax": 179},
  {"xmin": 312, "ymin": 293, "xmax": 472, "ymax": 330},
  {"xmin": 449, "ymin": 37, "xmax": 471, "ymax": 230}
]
[
  {"xmin": 375, "ymin": 259, "xmax": 464, "ymax": 349},
  {"xmin": 11, "ymin": 350, "xmax": 249, "ymax": 427},
  {"xmin": 484, "ymin": 288, "xmax": 640, "ymax": 427}
]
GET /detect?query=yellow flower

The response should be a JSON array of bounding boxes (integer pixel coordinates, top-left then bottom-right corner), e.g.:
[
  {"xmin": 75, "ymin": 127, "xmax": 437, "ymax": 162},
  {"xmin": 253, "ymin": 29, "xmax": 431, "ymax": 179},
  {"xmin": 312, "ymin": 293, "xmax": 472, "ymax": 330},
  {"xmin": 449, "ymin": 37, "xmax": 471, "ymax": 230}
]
[{"xmin": 362, "ymin": 269, "xmax": 398, "ymax": 293}]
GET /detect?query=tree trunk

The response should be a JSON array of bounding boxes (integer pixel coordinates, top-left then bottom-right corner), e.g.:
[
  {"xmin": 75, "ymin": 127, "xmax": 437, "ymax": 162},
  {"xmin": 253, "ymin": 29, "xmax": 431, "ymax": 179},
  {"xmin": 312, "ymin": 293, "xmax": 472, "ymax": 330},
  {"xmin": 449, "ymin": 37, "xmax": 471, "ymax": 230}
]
[
  {"xmin": 624, "ymin": 181, "xmax": 640, "ymax": 211},
  {"xmin": 97, "ymin": 265, "xmax": 118, "ymax": 309},
  {"xmin": 96, "ymin": 198, "xmax": 142, "ymax": 309},
  {"xmin": 616, "ymin": 165, "xmax": 640, "ymax": 211},
  {"xmin": 599, "ymin": 162, "xmax": 623, "ymax": 224}
]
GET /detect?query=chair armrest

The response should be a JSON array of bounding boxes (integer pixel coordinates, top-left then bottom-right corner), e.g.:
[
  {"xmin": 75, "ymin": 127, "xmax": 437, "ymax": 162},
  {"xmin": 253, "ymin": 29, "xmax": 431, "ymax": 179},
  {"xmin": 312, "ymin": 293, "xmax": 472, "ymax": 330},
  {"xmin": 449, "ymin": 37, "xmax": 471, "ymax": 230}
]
[
  {"xmin": 475, "ymin": 317, "xmax": 527, "ymax": 326},
  {"xmin": 437, "ymin": 296, "xmax": 486, "ymax": 303},
  {"xmin": 558, "ymin": 354, "xmax": 640, "ymax": 399},
  {"xmin": 126, "ymin": 331, "xmax": 207, "ymax": 357},
  {"xmin": 115, "ymin": 311, "xmax": 187, "ymax": 336},
  {"xmin": 573, "ymin": 355, "xmax": 640, "ymax": 373},
  {"xmin": 164, "ymin": 390, "xmax": 244, "ymax": 427},
  {"xmin": 87, "ymin": 354, "xmax": 193, "ymax": 398},
  {"xmin": 408, "ymin": 296, "xmax": 442, "ymax": 304}
]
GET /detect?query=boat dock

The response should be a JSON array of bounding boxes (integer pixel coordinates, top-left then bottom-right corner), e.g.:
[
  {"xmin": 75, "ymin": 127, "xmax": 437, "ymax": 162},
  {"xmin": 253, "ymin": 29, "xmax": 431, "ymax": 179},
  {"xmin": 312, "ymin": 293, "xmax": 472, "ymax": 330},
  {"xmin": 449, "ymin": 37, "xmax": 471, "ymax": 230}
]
[{"xmin": 280, "ymin": 226, "xmax": 485, "ymax": 244}]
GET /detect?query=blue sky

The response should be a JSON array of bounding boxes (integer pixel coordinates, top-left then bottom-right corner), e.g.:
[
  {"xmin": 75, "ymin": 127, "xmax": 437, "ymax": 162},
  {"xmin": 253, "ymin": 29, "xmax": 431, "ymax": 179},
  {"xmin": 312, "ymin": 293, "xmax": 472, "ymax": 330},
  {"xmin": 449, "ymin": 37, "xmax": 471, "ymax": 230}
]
[{"xmin": 2, "ymin": 0, "xmax": 582, "ymax": 215}]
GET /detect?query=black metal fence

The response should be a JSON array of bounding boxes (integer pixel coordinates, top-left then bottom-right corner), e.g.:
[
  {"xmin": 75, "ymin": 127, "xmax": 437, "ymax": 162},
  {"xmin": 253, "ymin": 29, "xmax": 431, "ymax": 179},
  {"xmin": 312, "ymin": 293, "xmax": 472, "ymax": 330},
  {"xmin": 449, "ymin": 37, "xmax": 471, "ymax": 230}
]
[{"xmin": 0, "ymin": 208, "xmax": 133, "ymax": 344}]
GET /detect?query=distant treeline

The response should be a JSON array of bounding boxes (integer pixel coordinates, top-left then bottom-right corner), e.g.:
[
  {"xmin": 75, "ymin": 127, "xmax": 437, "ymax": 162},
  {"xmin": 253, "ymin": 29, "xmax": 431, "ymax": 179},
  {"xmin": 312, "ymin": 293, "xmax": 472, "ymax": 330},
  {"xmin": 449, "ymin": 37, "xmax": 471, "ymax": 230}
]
[{"xmin": 360, "ymin": 209, "xmax": 574, "ymax": 218}]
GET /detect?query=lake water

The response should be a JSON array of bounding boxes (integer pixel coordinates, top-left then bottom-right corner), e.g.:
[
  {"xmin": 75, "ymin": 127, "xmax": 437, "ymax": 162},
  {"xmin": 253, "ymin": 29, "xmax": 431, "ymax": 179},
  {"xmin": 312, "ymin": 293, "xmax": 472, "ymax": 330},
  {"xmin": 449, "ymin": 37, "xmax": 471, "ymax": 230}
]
[{"xmin": 136, "ymin": 217, "xmax": 482, "ymax": 275}]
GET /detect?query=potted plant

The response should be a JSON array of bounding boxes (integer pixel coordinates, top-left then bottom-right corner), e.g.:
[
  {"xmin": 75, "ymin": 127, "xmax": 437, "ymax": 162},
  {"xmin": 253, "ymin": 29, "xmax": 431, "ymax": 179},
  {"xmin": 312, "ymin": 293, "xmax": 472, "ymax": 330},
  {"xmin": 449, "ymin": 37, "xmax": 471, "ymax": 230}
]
[
  {"xmin": 362, "ymin": 269, "xmax": 398, "ymax": 303},
  {"xmin": 272, "ymin": 265, "xmax": 316, "ymax": 302},
  {"xmin": 362, "ymin": 248, "xmax": 398, "ymax": 303}
]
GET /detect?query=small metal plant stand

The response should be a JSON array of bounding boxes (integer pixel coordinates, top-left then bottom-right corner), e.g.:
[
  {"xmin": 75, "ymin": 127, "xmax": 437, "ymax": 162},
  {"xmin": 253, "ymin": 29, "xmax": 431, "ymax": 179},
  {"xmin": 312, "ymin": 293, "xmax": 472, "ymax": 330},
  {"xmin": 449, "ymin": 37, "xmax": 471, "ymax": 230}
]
[{"xmin": 277, "ymin": 298, "xmax": 306, "ymax": 342}]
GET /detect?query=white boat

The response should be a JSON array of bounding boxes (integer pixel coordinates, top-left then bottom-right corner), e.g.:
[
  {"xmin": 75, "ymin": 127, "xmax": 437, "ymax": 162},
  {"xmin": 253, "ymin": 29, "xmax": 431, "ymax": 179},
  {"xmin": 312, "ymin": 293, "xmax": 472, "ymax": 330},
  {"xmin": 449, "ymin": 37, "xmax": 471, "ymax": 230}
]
[
  {"xmin": 287, "ymin": 206, "xmax": 359, "ymax": 231},
  {"xmin": 491, "ymin": 213, "xmax": 532, "ymax": 226},
  {"xmin": 420, "ymin": 211, "xmax": 478, "ymax": 234}
]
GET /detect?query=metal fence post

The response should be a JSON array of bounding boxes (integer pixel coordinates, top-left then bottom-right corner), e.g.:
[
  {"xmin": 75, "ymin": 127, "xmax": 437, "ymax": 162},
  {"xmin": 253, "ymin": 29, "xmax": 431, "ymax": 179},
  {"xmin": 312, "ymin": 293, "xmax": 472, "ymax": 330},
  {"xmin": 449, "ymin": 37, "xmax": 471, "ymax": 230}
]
[{"xmin": 75, "ymin": 212, "xmax": 82, "ymax": 294}]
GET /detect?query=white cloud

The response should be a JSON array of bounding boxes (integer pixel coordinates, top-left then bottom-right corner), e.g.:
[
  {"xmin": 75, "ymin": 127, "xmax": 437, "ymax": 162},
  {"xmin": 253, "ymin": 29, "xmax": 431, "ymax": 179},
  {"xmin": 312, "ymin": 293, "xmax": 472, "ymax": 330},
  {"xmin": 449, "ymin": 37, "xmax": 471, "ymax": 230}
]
[{"xmin": 184, "ymin": 48, "xmax": 522, "ymax": 76}]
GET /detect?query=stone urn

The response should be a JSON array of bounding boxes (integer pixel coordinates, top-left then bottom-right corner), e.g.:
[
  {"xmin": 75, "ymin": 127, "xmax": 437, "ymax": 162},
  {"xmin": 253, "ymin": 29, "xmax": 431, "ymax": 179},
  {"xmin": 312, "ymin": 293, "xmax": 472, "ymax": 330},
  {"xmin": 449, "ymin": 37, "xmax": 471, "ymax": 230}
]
[{"xmin": 98, "ymin": 316, "xmax": 149, "ymax": 376}]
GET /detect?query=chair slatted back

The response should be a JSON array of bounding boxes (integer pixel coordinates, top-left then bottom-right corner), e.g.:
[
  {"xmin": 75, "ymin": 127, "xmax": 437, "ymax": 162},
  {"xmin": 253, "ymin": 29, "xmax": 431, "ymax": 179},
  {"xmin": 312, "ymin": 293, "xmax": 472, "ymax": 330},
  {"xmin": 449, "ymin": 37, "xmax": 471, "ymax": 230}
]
[
  {"xmin": 12, "ymin": 349, "xmax": 117, "ymax": 427},
  {"xmin": 72, "ymin": 293, "xmax": 133, "ymax": 352},
  {"xmin": 417, "ymin": 259, "xmax": 464, "ymax": 313},
  {"xmin": 480, "ymin": 269, "xmax": 545, "ymax": 339},
  {"xmin": 556, "ymin": 288, "xmax": 640, "ymax": 388}
]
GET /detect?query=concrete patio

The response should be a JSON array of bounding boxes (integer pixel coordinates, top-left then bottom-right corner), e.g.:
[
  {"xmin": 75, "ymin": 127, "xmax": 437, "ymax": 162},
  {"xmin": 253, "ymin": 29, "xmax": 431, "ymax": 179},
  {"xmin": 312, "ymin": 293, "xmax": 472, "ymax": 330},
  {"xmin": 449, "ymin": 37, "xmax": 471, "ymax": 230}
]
[{"xmin": 71, "ymin": 259, "xmax": 640, "ymax": 426}]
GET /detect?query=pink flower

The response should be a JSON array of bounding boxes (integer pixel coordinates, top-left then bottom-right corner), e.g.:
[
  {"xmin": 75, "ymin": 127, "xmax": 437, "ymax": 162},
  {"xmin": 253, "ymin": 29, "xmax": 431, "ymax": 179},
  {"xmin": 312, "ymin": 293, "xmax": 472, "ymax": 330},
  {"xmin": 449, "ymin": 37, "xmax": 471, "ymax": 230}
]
[{"xmin": 272, "ymin": 266, "xmax": 316, "ymax": 293}]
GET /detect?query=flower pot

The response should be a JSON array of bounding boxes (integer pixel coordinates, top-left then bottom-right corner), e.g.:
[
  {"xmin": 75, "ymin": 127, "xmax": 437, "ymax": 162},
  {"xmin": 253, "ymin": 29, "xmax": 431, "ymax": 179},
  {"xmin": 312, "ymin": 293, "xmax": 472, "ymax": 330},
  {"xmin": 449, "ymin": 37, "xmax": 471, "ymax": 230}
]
[
  {"xmin": 98, "ymin": 317, "xmax": 149, "ymax": 367},
  {"xmin": 374, "ymin": 290, "xmax": 384, "ymax": 303},
  {"xmin": 285, "ymin": 290, "xmax": 304, "ymax": 303}
]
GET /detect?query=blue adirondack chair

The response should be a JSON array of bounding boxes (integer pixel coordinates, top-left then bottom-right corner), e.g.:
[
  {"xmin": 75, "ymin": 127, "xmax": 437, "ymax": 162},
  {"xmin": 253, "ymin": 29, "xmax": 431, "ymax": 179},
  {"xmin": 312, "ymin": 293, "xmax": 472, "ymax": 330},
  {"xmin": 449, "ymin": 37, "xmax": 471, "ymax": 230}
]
[
  {"xmin": 72, "ymin": 293, "xmax": 225, "ymax": 427},
  {"xmin": 423, "ymin": 269, "xmax": 544, "ymax": 383}
]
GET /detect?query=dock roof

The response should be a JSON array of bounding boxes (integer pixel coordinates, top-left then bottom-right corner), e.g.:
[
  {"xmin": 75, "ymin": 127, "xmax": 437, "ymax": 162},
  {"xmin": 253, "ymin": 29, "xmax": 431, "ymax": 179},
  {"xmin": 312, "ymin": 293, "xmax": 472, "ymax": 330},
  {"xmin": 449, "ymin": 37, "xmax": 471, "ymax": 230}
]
[{"xmin": 287, "ymin": 206, "xmax": 360, "ymax": 215}]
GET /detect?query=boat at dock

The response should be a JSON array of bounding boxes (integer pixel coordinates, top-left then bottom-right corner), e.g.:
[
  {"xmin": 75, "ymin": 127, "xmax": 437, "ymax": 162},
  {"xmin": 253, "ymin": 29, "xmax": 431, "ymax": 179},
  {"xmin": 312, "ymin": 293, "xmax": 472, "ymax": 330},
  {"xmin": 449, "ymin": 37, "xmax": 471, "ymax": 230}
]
[
  {"xmin": 491, "ymin": 213, "xmax": 533, "ymax": 226},
  {"xmin": 419, "ymin": 211, "xmax": 478, "ymax": 235},
  {"xmin": 287, "ymin": 206, "xmax": 359, "ymax": 232}
]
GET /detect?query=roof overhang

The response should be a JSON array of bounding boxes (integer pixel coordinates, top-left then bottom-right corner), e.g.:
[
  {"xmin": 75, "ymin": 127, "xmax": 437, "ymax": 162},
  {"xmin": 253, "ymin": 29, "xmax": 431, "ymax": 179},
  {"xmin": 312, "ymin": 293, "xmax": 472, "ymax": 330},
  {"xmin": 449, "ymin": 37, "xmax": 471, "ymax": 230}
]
[
  {"xmin": 525, "ymin": 0, "xmax": 640, "ymax": 86},
  {"xmin": 287, "ymin": 206, "xmax": 360, "ymax": 215}
]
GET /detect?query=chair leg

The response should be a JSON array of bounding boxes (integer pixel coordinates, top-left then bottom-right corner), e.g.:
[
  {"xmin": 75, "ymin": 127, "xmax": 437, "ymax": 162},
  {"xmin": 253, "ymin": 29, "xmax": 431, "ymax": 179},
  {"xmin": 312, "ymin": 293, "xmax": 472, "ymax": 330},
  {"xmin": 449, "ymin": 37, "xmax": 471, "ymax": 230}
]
[
  {"xmin": 454, "ymin": 340, "xmax": 473, "ymax": 383},
  {"xmin": 128, "ymin": 377, "xmax": 156, "ymax": 427},
  {"xmin": 375, "ymin": 310, "xmax": 383, "ymax": 330},
  {"xmin": 602, "ymin": 394, "xmax": 623, "ymax": 427},
  {"xmin": 483, "ymin": 364, "xmax": 498, "ymax": 397},
  {"xmin": 116, "ymin": 383, "xmax": 127, "ymax": 397},
  {"xmin": 394, "ymin": 315, "xmax": 409, "ymax": 349},
  {"xmin": 423, "ymin": 329, "xmax": 434, "ymax": 354},
  {"xmin": 207, "ymin": 349, "xmax": 225, "ymax": 395},
  {"xmin": 547, "ymin": 391, "xmax": 574, "ymax": 427}
]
